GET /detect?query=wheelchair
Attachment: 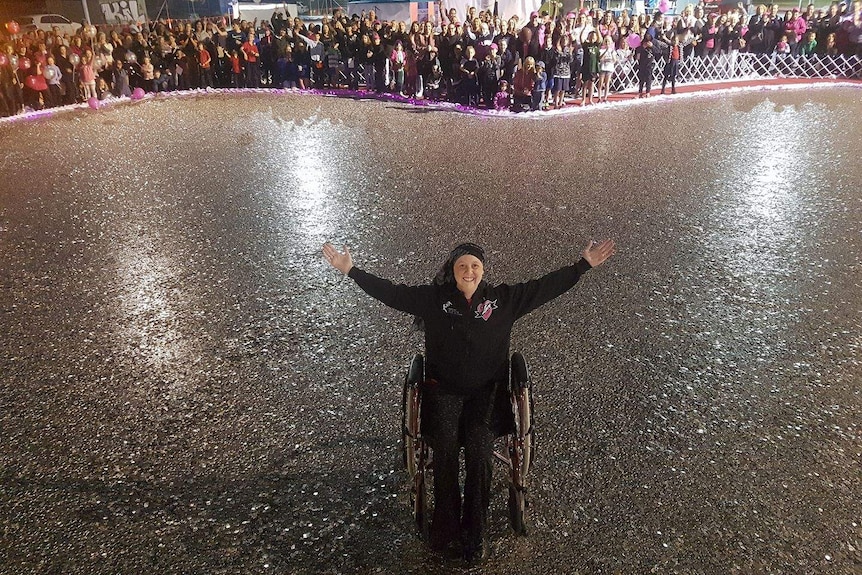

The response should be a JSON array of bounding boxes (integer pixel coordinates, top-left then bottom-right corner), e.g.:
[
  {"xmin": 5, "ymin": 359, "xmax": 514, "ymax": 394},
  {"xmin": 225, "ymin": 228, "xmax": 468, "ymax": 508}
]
[{"xmin": 401, "ymin": 353, "xmax": 535, "ymax": 540}]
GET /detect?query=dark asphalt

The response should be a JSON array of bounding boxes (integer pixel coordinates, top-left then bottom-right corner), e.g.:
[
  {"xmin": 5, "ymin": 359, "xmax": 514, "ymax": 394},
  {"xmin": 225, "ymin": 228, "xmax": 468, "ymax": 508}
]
[{"xmin": 1, "ymin": 89, "xmax": 860, "ymax": 574}]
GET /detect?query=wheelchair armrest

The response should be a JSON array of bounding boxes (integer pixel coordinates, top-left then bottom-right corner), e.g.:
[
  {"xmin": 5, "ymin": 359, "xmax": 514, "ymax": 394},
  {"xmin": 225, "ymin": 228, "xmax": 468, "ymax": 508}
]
[
  {"xmin": 510, "ymin": 352, "xmax": 531, "ymax": 390},
  {"xmin": 406, "ymin": 354, "xmax": 424, "ymax": 387}
]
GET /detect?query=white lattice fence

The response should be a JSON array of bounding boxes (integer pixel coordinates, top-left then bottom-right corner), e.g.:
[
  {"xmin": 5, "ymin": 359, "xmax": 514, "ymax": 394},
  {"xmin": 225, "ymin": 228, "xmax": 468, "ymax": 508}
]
[
  {"xmin": 334, "ymin": 52, "xmax": 860, "ymax": 94},
  {"xmin": 612, "ymin": 52, "xmax": 862, "ymax": 93}
]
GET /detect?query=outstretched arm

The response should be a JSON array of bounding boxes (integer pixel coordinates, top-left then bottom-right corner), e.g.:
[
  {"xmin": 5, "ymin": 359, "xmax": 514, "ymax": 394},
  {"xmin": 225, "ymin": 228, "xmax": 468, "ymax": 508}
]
[
  {"xmin": 321, "ymin": 242, "xmax": 433, "ymax": 316},
  {"xmin": 510, "ymin": 238, "xmax": 616, "ymax": 318}
]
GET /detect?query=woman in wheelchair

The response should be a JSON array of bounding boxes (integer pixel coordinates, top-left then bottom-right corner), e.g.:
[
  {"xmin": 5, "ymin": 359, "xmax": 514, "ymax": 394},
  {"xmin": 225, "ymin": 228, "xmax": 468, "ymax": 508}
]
[{"xmin": 322, "ymin": 239, "xmax": 615, "ymax": 562}]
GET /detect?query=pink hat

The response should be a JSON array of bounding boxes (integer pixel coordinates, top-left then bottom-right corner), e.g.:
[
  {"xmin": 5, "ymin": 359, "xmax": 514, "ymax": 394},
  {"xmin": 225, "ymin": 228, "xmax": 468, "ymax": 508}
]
[
  {"xmin": 530, "ymin": 11, "xmax": 539, "ymax": 17},
  {"xmin": 579, "ymin": 8, "xmax": 588, "ymax": 14},
  {"xmin": 566, "ymin": 11, "xmax": 576, "ymax": 18},
  {"xmin": 490, "ymin": 42, "xmax": 498, "ymax": 50}
]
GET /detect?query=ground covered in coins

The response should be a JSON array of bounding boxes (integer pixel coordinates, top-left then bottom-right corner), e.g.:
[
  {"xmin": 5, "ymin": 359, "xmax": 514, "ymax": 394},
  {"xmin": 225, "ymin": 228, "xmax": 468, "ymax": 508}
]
[{"xmin": 1, "ymin": 88, "xmax": 860, "ymax": 574}]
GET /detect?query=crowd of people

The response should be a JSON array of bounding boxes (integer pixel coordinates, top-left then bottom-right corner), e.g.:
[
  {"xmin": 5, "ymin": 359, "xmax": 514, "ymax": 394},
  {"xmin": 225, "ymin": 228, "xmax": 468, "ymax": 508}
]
[{"xmin": 1, "ymin": 0, "xmax": 860, "ymax": 116}]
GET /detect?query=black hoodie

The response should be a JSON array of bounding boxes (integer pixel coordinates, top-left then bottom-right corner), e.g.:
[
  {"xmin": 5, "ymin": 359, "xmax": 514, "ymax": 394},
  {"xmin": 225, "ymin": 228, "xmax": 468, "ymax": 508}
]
[{"xmin": 347, "ymin": 259, "xmax": 592, "ymax": 394}]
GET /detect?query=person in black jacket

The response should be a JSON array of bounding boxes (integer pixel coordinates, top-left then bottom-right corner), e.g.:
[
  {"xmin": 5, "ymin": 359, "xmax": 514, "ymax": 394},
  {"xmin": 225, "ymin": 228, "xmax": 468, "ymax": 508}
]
[
  {"xmin": 635, "ymin": 34, "xmax": 665, "ymax": 97},
  {"xmin": 322, "ymin": 239, "xmax": 615, "ymax": 563},
  {"xmin": 369, "ymin": 33, "xmax": 387, "ymax": 92}
]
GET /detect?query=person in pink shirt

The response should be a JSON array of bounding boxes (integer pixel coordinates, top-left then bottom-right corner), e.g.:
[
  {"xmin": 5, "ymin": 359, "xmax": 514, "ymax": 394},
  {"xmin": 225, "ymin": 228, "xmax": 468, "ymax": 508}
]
[
  {"xmin": 783, "ymin": 8, "xmax": 808, "ymax": 55},
  {"xmin": 139, "ymin": 55, "xmax": 154, "ymax": 91},
  {"xmin": 78, "ymin": 51, "xmax": 97, "ymax": 100}
]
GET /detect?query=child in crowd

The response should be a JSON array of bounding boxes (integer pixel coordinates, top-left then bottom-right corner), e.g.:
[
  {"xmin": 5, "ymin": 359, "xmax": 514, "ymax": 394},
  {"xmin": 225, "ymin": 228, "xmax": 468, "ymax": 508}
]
[
  {"xmin": 96, "ymin": 76, "xmax": 111, "ymax": 100},
  {"xmin": 661, "ymin": 35, "xmax": 681, "ymax": 95},
  {"xmin": 775, "ymin": 34, "xmax": 791, "ymax": 55},
  {"xmin": 390, "ymin": 40, "xmax": 407, "ymax": 95},
  {"xmin": 153, "ymin": 68, "xmax": 170, "ymax": 92},
  {"xmin": 229, "ymin": 49, "xmax": 243, "ymax": 88},
  {"xmin": 43, "ymin": 56, "xmax": 63, "ymax": 107},
  {"xmin": 581, "ymin": 30, "xmax": 601, "ymax": 106},
  {"xmin": 479, "ymin": 43, "xmax": 502, "ymax": 109},
  {"xmin": 111, "ymin": 58, "xmax": 131, "ymax": 98},
  {"xmin": 326, "ymin": 41, "xmax": 343, "ymax": 88},
  {"xmin": 532, "ymin": 59, "xmax": 547, "ymax": 111},
  {"xmin": 799, "ymin": 31, "xmax": 817, "ymax": 56},
  {"xmin": 174, "ymin": 51, "xmax": 188, "ymax": 90},
  {"xmin": 597, "ymin": 35, "xmax": 616, "ymax": 102},
  {"xmin": 494, "ymin": 79, "xmax": 511, "ymax": 111},
  {"xmin": 824, "ymin": 33, "xmax": 837, "ymax": 56},
  {"xmin": 418, "ymin": 45, "xmax": 443, "ymax": 100},
  {"xmin": 199, "ymin": 43, "xmax": 213, "ymax": 88},
  {"xmin": 405, "ymin": 49, "xmax": 418, "ymax": 97},
  {"xmin": 459, "ymin": 45, "xmax": 480, "ymax": 106},
  {"xmin": 635, "ymin": 34, "xmax": 658, "ymax": 97},
  {"xmin": 25, "ymin": 62, "xmax": 49, "ymax": 110},
  {"xmin": 551, "ymin": 35, "xmax": 573, "ymax": 109},
  {"xmin": 512, "ymin": 55, "xmax": 535, "ymax": 111},
  {"xmin": 78, "ymin": 53, "xmax": 97, "ymax": 100},
  {"xmin": 541, "ymin": 34, "xmax": 554, "ymax": 109},
  {"xmin": 139, "ymin": 55, "xmax": 154, "ymax": 91},
  {"xmin": 286, "ymin": 50, "xmax": 301, "ymax": 88}
]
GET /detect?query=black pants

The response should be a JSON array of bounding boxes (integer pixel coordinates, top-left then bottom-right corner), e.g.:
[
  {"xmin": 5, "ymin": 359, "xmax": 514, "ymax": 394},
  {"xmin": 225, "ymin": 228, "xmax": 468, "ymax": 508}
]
[
  {"xmin": 423, "ymin": 382, "xmax": 499, "ymax": 551},
  {"xmin": 662, "ymin": 60, "xmax": 679, "ymax": 92},
  {"xmin": 638, "ymin": 67, "xmax": 653, "ymax": 94}
]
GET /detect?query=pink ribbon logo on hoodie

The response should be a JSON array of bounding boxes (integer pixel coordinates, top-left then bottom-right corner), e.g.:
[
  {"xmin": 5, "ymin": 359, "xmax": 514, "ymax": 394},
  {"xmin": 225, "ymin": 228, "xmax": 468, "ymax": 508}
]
[{"xmin": 475, "ymin": 299, "xmax": 498, "ymax": 321}]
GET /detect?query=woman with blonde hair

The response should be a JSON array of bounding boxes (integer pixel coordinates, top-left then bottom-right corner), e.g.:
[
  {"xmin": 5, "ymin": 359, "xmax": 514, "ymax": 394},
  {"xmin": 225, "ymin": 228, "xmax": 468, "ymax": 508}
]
[
  {"xmin": 596, "ymin": 35, "xmax": 616, "ymax": 103},
  {"xmin": 512, "ymin": 55, "xmax": 536, "ymax": 111}
]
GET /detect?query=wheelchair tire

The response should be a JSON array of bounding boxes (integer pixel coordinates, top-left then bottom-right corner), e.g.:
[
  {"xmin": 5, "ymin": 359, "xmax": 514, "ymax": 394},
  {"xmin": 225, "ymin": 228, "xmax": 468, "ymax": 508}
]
[
  {"xmin": 414, "ymin": 471, "xmax": 431, "ymax": 541},
  {"xmin": 508, "ymin": 485, "xmax": 528, "ymax": 536},
  {"xmin": 508, "ymin": 353, "xmax": 534, "ymax": 535},
  {"xmin": 402, "ymin": 355, "xmax": 424, "ymax": 478}
]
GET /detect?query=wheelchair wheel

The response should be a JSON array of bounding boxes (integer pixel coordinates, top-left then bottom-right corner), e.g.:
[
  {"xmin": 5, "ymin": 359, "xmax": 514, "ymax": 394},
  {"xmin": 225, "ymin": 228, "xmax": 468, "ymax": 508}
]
[
  {"xmin": 508, "ymin": 484, "xmax": 527, "ymax": 535},
  {"xmin": 402, "ymin": 355, "xmax": 431, "ymax": 539},
  {"xmin": 508, "ymin": 352, "xmax": 534, "ymax": 535},
  {"xmin": 413, "ymin": 447, "xmax": 431, "ymax": 540},
  {"xmin": 402, "ymin": 355, "xmax": 424, "ymax": 478}
]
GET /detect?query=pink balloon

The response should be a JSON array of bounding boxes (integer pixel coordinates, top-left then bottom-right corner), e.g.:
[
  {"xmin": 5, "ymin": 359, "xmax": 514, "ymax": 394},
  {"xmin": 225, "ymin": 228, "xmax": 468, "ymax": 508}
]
[
  {"xmin": 627, "ymin": 34, "xmax": 642, "ymax": 48},
  {"xmin": 18, "ymin": 57, "xmax": 31, "ymax": 71},
  {"xmin": 6, "ymin": 21, "xmax": 20, "ymax": 35},
  {"xmin": 0, "ymin": 54, "xmax": 7, "ymax": 67},
  {"xmin": 131, "ymin": 87, "xmax": 145, "ymax": 100},
  {"xmin": 88, "ymin": 97, "xmax": 100, "ymax": 109},
  {"xmin": 657, "ymin": 0, "xmax": 669, "ymax": 12},
  {"xmin": 25, "ymin": 75, "xmax": 38, "ymax": 89}
]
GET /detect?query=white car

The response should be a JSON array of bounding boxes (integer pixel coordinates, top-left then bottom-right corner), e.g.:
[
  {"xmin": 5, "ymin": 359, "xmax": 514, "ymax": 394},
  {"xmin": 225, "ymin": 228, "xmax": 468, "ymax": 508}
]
[{"xmin": 18, "ymin": 14, "xmax": 83, "ymax": 37}]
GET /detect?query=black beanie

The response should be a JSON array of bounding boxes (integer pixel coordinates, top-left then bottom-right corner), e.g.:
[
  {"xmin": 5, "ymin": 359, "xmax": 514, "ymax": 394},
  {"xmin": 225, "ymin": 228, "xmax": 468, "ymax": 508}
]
[{"xmin": 433, "ymin": 243, "xmax": 486, "ymax": 286}]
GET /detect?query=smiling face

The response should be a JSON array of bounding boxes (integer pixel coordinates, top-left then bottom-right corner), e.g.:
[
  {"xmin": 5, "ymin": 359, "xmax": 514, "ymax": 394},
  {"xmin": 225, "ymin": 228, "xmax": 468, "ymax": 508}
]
[{"xmin": 453, "ymin": 255, "xmax": 484, "ymax": 299}]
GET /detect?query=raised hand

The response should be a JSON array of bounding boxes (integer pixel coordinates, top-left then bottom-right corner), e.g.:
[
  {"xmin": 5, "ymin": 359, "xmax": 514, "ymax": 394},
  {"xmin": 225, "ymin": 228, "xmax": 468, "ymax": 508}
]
[
  {"xmin": 322, "ymin": 242, "xmax": 353, "ymax": 275},
  {"xmin": 582, "ymin": 239, "xmax": 616, "ymax": 268}
]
